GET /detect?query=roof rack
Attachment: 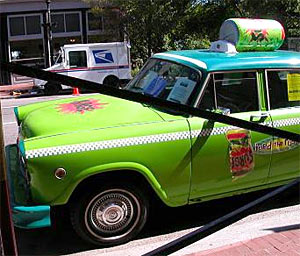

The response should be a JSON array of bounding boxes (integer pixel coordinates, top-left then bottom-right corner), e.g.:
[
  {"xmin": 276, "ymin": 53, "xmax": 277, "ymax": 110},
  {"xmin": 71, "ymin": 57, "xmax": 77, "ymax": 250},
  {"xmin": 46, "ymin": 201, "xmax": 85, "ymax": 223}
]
[{"xmin": 209, "ymin": 40, "xmax": 237, "ymax": 54}]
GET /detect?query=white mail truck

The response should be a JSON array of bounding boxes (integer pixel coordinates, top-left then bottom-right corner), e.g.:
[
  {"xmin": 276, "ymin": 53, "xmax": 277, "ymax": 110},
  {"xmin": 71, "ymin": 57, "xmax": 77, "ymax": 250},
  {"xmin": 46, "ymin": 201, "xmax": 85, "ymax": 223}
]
[{"xmin": 34, "ymin": 42, "xmax": 132, "ymax": 94}]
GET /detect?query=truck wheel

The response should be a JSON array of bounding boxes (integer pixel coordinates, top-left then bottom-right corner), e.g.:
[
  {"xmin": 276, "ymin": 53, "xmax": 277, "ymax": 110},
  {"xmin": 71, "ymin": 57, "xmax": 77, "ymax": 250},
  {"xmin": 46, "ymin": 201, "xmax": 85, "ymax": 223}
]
[
  {"xmin": 44, "ymin": 82, "xmax": 61, "ymax": 95},
  {"xmin": 70, "ymin": 183, "xmax": 148, "ymax": 246},
  {"xmin": 103, "ymin": 76, "xmax": 120, "ymax": 88}
]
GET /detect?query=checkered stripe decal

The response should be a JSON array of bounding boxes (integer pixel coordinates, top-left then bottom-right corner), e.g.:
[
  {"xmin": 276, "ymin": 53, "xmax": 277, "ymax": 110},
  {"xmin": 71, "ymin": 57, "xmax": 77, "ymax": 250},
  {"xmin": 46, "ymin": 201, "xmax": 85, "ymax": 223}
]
[
  {"xmin": 273, "ymin": 118, "xmax": 300, "ymax": 128},
  {"xmin": 26, "ymin": 131, "xmax": 190, "ymax": 159},
  {"xmin": 25, "ymin": 117, "xmax": 300, "ymax": 159},
  {"xmin": 190, "ymin": 125, "xmax": 238, "ymax": 137}
]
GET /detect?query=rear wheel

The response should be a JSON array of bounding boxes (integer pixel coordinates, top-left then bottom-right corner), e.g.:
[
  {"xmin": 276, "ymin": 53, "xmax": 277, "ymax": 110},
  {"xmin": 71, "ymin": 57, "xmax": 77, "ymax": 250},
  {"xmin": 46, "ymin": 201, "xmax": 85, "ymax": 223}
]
[
  {"xmin": 70, "ymin": 183, "xmax": 148, "ymax": 246},
  {"xmin": 44, "ymin": 82, "xmax": 61, "ymax": 95},
  {"xmin": 103, "ymin": 76, "xmax": 120, "ymax": 88}
]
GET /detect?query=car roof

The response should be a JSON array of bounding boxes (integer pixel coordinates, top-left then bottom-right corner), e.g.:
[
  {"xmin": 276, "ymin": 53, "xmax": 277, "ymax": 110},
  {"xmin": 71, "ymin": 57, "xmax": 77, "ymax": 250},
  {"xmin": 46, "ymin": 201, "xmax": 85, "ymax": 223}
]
[{"xmin": 153, "ymin": 50, "xmax": 300, "ymax": 72}]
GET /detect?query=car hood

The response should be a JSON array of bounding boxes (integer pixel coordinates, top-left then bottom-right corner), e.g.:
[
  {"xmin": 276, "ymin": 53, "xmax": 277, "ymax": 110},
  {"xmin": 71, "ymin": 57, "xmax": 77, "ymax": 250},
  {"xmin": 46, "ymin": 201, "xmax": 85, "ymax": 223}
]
[{"xmin": 17, "ymin": 95, "xmax": 167, "ymax": 139}]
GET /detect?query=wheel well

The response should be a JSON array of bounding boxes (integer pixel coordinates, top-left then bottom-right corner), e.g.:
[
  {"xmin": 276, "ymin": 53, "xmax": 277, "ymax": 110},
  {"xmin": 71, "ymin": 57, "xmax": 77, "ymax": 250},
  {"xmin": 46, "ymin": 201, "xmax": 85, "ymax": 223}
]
[
  {"xmin": 68, "ymin": 170, "xmax": 162, "ymax": 206},
  {"xmin": 103, "ymin": 75, "xmax": 118, "ymax": 81},
  {"xmin": 103, "ymin": 75, "xmax": 119, "ymax": 85}
]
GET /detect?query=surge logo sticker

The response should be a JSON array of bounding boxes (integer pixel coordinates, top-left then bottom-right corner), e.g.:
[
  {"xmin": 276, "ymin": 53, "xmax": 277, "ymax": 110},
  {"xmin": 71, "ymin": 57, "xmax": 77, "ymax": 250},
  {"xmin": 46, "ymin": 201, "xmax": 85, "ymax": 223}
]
[
  {"xmin": 254, "ymin": 137, "xmax": 299, "ymax": 154},
  {"xmin": 92, "ymin": 50, "xmax": 114, "ymax": 64},
  {"xmin": 246, "ymin": 29, "xmax": 269, "ymax": 43},
  {"xmin": 226, "ymin": 129, "xmax": 254, "ymax": 179}
]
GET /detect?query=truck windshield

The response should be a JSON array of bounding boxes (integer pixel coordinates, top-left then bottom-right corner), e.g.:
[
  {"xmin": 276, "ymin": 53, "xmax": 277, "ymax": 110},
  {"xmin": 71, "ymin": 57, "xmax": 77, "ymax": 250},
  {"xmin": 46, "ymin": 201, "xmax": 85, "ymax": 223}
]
[{"xmin": 126, "ymin": 59, "xmax": 201, "ymax": 106}]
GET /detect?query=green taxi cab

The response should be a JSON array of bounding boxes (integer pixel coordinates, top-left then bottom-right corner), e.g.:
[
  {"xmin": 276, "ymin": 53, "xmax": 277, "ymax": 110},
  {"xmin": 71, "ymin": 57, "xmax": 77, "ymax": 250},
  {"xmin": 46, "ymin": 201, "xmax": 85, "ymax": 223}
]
[{"xmin": 9, "ymin": 18, "xmax": 299, "ymax": 246}]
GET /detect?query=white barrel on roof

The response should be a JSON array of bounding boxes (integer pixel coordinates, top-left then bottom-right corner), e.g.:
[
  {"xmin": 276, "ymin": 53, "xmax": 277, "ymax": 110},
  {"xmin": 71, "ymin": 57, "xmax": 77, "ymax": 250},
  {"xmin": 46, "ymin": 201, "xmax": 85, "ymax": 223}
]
[{"xmin": 219, "ymin": 18, "xmax": 285, "ymax": 52}]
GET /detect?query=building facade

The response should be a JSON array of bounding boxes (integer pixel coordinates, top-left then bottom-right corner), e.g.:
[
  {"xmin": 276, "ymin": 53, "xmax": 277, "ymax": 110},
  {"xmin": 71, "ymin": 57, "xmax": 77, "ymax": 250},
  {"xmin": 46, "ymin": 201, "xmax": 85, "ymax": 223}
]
[{"xmin": 0, "ymin": 0, "xmax": 119, "ymax": 85}]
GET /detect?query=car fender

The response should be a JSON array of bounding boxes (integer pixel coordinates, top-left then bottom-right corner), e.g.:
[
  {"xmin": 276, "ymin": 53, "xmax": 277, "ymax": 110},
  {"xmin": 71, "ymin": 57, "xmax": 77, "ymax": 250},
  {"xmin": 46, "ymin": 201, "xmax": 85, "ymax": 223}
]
[{"xmin": 52, "ymin": 162, "xmax": 169, "ymax": 206}]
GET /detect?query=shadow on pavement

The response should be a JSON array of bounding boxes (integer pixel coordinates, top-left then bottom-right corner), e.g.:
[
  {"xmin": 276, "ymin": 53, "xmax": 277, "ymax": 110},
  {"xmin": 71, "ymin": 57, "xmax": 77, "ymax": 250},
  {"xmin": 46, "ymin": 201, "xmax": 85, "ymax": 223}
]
[
  {"xmin": 16, "ymin": 183, "xmax": 299, "ymax": 255},
  {"xmin": 264, "ymin": 223, "xmax": 300, "ymax": 233}
]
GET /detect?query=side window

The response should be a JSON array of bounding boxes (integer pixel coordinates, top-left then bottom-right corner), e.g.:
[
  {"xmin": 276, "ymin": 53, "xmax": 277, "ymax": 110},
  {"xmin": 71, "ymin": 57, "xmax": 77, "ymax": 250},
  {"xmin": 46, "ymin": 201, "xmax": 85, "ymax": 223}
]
[
  {"xmin": 199, "ymin": 72, "xmax": 259, "ymax": 114},
  {"xmin": 69, "ymin": 51, "xmax": 87, "ymax": 68},
  {"xmin": 267, "ymin": 70, "xmax": 300, "ymax": 109}
]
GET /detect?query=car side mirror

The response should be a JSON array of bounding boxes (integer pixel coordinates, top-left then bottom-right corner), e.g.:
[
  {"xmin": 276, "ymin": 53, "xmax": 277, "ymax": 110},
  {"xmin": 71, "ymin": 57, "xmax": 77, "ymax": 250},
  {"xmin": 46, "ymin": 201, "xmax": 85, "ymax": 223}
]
[{"xmin": 216, "ymin": 107, "xmax": 231, "ymax": 116}]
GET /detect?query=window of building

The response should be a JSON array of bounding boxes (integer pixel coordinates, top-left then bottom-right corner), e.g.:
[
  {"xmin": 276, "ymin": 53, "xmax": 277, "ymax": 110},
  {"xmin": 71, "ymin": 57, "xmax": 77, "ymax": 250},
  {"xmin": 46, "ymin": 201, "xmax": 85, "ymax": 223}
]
[
  {"xmin": 10, "ymin": 39, "xmax": 44, "ymax": 60},
  {"xmin": 8, "ymin": 15, "xmax": 42, "ymax": 37},
  {"xmin": 25, "ymin": 16, "xmax": 41, "ymax": 35},
  {"xmin": 51, "ymin": 12, "xmax": 81, "ymax": 34},
  {"xmin": 9, "ymin": 17, "xmax": 25, "ymax": 36},
  {"xmin": 267, "ymin": 70, "xmax": 300, "ymax": 109},
  {"xmin": 66, "ymin": 13, "xmax": 81, "ymax": 32},
  {"xmin": 198, "ymin": 71, "xmax": 259, "ymax": 114}
]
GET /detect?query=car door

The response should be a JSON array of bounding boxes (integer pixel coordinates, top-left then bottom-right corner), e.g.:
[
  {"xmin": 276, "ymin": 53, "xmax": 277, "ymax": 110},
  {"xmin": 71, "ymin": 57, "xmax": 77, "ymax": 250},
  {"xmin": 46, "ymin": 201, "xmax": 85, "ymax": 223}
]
[
  {"xmin": 188, "ymin": 70, "xmax": 272, "ymax": 201},
  {"xmin": 265, "ymin": 69, "xmax": 300, "ymax": 183}
]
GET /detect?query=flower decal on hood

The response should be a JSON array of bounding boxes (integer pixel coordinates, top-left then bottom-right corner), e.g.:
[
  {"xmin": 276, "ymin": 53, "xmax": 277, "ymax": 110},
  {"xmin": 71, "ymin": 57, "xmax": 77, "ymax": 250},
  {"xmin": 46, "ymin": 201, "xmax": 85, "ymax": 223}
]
[{"xmin": 57, "ymin": 99, "xmax": 108, "ymax": 114}]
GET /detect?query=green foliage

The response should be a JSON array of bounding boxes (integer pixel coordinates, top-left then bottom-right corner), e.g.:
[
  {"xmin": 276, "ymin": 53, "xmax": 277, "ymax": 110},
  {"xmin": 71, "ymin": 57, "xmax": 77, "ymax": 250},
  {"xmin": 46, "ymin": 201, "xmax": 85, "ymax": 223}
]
[
  {"xmin": 85, "ymin": 0, "xmax": 300, "ymax": 62},
  {"xmin": 85, "ymin": 0, "xmax": 200, "ymax": 62},
  {"xmin": 190, "ymin": 0, "xmax": 300, "ymax": 38}
]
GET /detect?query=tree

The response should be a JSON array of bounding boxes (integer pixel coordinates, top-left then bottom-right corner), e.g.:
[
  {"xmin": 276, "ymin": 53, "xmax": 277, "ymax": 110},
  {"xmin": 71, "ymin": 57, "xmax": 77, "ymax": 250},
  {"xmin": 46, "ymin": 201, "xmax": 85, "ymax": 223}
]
[
  {"xmin": 86, "ymin": 0, "xmax": 300, "ymax": 64},
  {"xmin": 190, "ymin": 0, "xmax": 300, "ymax": 42},
  {"xmin": 85, "ymin": 0, "xmax": 208, "ymax": 63}
]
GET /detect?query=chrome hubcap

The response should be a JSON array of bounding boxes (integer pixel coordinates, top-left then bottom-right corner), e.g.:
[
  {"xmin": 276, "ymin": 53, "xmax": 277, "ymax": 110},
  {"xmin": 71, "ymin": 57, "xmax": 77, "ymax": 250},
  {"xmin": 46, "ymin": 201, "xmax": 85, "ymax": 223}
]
[
  {"xmin": 85, "ymin": 189, "xmax": 141, "ymax": 241},
  {"xmin": 97, "ymin": 203, "xmax": 126, "ymax": 227}
]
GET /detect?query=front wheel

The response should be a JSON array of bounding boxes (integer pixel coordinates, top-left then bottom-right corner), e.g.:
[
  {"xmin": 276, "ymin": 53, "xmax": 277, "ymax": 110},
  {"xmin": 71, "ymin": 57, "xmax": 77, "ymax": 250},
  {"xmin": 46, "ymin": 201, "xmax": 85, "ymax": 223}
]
[{"xmin": 70, "ymin": 184, "xmax": 148, "ymax": 246}]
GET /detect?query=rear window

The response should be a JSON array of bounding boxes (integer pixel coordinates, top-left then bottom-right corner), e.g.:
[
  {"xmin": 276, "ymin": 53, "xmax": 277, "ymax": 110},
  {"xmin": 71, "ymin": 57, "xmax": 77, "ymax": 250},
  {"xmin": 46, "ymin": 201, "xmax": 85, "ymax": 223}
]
[{"xmin": 267, "ymin": 70, "xmax": 300, "ymax": 109}]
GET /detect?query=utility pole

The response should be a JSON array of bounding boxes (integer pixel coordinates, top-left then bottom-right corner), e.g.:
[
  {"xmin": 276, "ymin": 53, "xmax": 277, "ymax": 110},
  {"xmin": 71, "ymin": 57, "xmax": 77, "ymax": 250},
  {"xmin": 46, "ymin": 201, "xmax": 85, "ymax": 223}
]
[{"xmin": 44, "ymin": 0, "xmax": 53, "ymax": 67}]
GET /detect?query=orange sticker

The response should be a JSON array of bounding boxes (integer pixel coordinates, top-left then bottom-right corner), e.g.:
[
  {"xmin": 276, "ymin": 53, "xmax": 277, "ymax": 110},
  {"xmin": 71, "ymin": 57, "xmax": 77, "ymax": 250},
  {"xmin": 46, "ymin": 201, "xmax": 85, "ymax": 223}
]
[{"xmin": 226, "ymin": 129, "xmax": 254, "ymax": 179}]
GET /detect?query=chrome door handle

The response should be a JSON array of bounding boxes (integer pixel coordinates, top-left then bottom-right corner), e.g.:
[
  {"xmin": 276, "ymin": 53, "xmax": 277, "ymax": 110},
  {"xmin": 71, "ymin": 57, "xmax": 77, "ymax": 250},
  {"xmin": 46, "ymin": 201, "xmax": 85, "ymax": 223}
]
[{"xmin": 250, "ymin": 113, "xmax": 269, "ymax": 122}]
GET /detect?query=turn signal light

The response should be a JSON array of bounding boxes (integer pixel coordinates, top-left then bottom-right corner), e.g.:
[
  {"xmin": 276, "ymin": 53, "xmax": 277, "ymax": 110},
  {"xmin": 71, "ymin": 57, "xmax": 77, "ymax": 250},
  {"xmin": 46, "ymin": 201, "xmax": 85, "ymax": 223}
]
[{"xmin": 54, "ymin": 168, "xmax": 67, "ymax": 180}]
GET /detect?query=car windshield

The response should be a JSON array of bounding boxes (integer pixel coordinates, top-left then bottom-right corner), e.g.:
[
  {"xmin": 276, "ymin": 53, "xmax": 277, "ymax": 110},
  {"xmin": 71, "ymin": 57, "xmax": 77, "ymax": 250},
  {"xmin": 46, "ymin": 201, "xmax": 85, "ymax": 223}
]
[{"xmin": 126, "ymin": 59, "xmax": 201, "ymax": 106}]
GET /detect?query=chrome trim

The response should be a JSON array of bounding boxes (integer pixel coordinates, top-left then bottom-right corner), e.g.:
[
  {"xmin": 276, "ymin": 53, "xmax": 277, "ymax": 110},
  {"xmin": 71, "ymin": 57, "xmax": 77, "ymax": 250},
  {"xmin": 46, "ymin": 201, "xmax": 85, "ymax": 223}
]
[
  {"xmin": 194, "ymin": 73, "xmax": 211, "ymax": 108},
  {"xmin": 256, "ymin": 71, "xmax": 262, "ymax": 111},
  {"xmin": 264, "ymin": 69, "xmax": 271, "ymax": 111}
]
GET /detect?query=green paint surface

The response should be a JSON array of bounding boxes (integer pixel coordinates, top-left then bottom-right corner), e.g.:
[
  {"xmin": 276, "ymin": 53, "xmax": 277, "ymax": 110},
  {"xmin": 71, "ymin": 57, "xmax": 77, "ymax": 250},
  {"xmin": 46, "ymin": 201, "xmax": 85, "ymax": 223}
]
[{"xmin": 11, "ymin": 48, "xmax": 300, "ymax": 215}]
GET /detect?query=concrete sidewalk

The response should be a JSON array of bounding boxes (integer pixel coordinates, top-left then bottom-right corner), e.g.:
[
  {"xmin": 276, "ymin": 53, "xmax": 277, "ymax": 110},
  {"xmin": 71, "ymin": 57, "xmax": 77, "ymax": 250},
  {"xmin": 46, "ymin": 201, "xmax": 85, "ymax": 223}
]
[{"xmin": 188, "ymin": 228, "xmax": 300, "ymax": 256}]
